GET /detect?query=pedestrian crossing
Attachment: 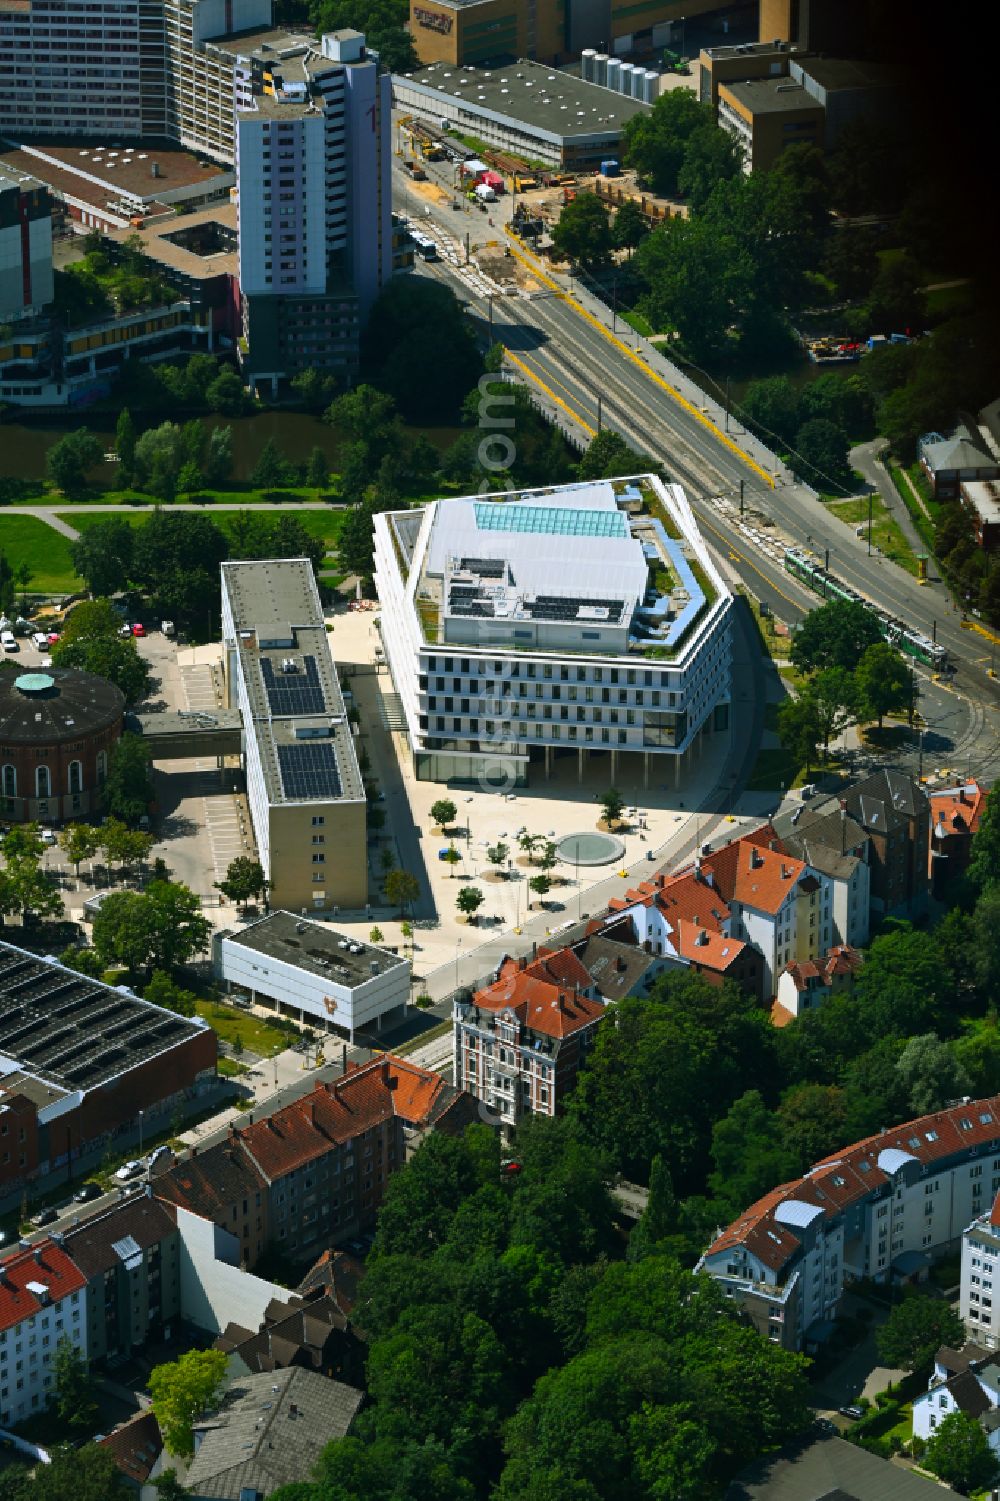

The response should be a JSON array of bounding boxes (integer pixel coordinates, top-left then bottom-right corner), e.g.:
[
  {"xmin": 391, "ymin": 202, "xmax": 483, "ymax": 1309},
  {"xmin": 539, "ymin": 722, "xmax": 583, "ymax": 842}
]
[{"xmin": 380, "ymin": 693, "xmax": 407, "ymax": 731}]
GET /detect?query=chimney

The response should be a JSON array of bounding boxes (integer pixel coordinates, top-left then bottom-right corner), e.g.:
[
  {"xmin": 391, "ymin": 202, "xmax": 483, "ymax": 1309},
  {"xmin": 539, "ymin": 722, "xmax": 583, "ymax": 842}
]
[
  {"xmin": 151, "ymin": 161, "xmax": 161, "ymax": 178},
  {"xmin": 750, "ymin": 847, "xmax": 764, "ymax": 869},
  {"xmin": 32, "ymin": 1246, "xmax": 42, "ymax": 1264},
  {"xmin": 289, "ymin": 1403, "xmax": 299, "ymax": 1418},
  {"xmin": 190, "ymin": 1145, "xmax": 198, "ymax": 1157},
  {"xmin": 615, "ymin": 956, "xmax": 627, "ymax": 972},
  {"xmin": 695, "ymin": 929, "xmax": 709, "ymax": 947},
  {"xmin": 768, "ymin": 839, "xmax": 777, "ymax": 851},
  {"xmin": 557, "ymin": 991, "xmax": 567, "ymax": 1010}
]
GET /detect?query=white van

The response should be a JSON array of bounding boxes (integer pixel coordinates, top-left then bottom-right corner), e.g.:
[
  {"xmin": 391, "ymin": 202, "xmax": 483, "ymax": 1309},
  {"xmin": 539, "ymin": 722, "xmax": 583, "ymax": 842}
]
[{"xmin": 1, "ymin": 631, "xmax": 17, "ymax": 652}]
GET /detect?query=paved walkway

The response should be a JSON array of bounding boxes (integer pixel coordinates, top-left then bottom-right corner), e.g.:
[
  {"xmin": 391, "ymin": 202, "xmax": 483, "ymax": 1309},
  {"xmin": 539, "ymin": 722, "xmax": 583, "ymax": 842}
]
[
  {"xmin": 8, "ymin": 500, "xmax": 345, "ymax": 543},
  {"xmin": 850, "ymin": 439, "xmax": 939, "ymax": 584}
]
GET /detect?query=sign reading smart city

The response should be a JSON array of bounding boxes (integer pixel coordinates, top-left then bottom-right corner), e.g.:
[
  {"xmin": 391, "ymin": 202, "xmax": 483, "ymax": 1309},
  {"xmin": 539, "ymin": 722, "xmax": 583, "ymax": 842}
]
[{"xmin": 414, "ymin": 5, "xmax": 454, "ymax": 32}]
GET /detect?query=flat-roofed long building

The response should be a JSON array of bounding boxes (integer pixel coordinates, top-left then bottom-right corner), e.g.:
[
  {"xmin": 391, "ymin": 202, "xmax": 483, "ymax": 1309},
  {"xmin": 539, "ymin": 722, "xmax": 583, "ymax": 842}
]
[
  {"xmin": 0, "ymin": 939, "xmax": 217, "ymax": 1198},
  {"xmin": 373, "ymin": 475, "xmax": 732, "ymax": 788},
  {"xmin": 221, "ymin": 559, "xmax": 367, "ymax": 914}
]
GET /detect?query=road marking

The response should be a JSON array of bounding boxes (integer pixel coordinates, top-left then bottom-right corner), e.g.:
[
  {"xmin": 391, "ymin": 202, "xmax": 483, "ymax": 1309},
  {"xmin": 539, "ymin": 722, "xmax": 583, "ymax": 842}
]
[
  {"xmin": 503, "ymin": 349, "xmax": 597, "ymax": 437},
  {"xmin": 503, "ymin": 227, "xmax": 776, "ymax": 490},
  {"xmin": 962, "ymin": 619, "xmax": 1000, "ymax": 646}
]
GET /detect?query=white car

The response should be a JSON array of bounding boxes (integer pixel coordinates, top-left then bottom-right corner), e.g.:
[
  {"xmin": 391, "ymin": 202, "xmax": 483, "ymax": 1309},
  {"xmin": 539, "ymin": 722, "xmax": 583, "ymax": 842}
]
[
  {"xmin": 32, "ymin": 632, "xmax": 49, "ymax": 650},
  {"xmin": 118, "ymin": 624, "xmax": 133, "ymax": 638},
  {"xmin": 114, "ymin": 1160, "xmax": 143, "ymax": 1182},
  {"xmin": 39, "ymin": 829, "xmax": 57, "ymax": 846},
  {"xmin": 0, "ymin": 631, "xmax": 17, "ymax": 652}
]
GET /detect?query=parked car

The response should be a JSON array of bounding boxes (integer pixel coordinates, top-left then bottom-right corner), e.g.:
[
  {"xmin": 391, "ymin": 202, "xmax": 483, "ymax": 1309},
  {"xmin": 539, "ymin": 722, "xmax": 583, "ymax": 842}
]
[
  {"xmin": 131, "ymin": 622, "xmax": 145, "ymax": 638},
  {"xmin": 46, "ymin": 632, "xmax": 59, "ymax": 645},
  {"xmin": 118, "ymin": 624, "xmax": 133, "ymax": 638},
  {"xmin": 114, "ymin": 1160, "xmax": 144, "ymax": 1182},
  {"xmin": 39, "ymin": 828, "xmax": 57, "ymax": 846},
  {"xmin": 73, "ymin": 1181, "xmax": 102, "ymax": 1202},
  {"xmin": 32, "ymin": 632, "xmax": 49, "ymax": 650},
  {"xmin": 31, "ymin": 1207, "xmax": 58, "ymax": 1227},
  {"xmin": 160, "ymin": 620, "xmax": 176, "ymax": 638},
  {"xmin": 1, "ymin": 632, "xmax": 17, "ymax": 652},
  {"xmin": 838, "ymin": 1405, "xmax": 864, "ymax": 1421}
]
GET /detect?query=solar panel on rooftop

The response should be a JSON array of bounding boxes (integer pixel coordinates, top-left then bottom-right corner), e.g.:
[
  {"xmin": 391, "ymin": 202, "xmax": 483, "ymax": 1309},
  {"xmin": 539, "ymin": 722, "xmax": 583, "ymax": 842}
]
[
  {"xmin": 276, "ymin": 742, "xmax": 342, "ymax": 801},
  {"xmin": 260, "ymin": 656, "xmax": 325, "ymax": 717}
]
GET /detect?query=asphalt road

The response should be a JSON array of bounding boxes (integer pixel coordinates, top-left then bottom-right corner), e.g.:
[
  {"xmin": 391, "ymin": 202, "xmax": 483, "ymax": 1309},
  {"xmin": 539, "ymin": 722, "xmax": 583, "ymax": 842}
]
[{"xmin": 400, "ymin": 176, "xmax": 1000, "ymax": 782}]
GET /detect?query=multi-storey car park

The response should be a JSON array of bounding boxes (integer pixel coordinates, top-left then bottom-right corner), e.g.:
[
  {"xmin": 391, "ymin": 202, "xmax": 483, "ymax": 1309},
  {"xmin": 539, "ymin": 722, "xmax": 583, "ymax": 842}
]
[
  {"xmin": 0, "ymin": 940, "xmax": 216, "ymax": 1197},
  {"xmin": 373, "ymin": 476, "xmax": 732, "ymax": 788},
  {"xmin": 220, "ymin": 558, "xmax": 367, "ymax": 915},
  {"xmin": 698, "ymin": 1096, "xmax": 1000, "ymax": 1352}
]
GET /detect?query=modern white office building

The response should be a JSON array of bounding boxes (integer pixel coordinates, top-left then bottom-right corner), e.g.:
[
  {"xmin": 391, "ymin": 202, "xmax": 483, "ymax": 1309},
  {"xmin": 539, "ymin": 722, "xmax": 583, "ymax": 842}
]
[
  {"xmin": 233, "ymin": 28, "xmax": 393, "ymax": 391},
  {"xmin": 373, "ymin": 476, "xmax": 733, "ymax": 787},
  {"xmin": 215, "ymin": 910, "xmax": 411, "ymax": 1042},
  {"xmin": 220, "ymin": 559, "xmax": 367, "ymax": 914}
]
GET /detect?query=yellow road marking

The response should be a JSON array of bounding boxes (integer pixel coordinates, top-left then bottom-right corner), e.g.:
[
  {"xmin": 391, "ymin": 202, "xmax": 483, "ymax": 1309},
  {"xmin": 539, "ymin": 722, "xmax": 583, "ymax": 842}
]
[
  {"xmin": 503, "ymin": 348, "xmax": 597, "ymax": 437},
  {"xmin": 503, "ymin": 227, "xmax": 776, "ymax": 490},
  {"xmin": 961, "ymin": 619, "xmax": 1000, "ymax": 646}
]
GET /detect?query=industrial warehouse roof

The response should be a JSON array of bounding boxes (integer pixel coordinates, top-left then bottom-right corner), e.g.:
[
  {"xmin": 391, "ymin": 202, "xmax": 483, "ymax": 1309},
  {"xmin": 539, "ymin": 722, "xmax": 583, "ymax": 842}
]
[
  {"xmin": 221, "ymin": 559, "xmax": 364, "ymax": 808},
  {"xmin": 0, "ymin": 139, "xmax": 233, "ymax": 209},
  {"xmin": 0, "ymin": 666, "xmax": 123, "ymax": 744},
  {"xmin": 0, "ymin": 941, "xmax": 210, "ymax": 1098},
  {"xmin": 222, "ymin": 910, "xmax": 406, "ymax": 988},
  {"xmin": 395, "ymin": 57, "xmax": 649, "ymax": 142}
]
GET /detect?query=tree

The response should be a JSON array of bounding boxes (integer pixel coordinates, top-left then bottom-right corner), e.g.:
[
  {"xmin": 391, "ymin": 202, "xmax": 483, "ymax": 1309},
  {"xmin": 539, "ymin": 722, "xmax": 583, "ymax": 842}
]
[
  {"xmin": 676, "ymin": 121, "xmax": 742, "ymax": 211},
  {"xmin": 32, "ymin": 1444, "xmax": 130, "ymax": 1501},
  {"xmin": 798, "ymin": 372, "xmax": 873, "ymax": 439},
  {"xmin": 876, "ymin": 1293, "xmax": 965, "ymax": 1372},
  {"xmin": 807, "ymin": 667, "xmax": 856, "ymax": 754},
  {"xmin": 115, "ymin": 407, "xmax": 136, "ymax": 480},
  {"xmin": 854, "ymin": 641, "xmax": 913, "ymax": 729},
  {"xmin": 59, "ymin": 943, "xmax": 105, "ymax": 979},
  {"xmin": 791, "ymin": 417, "xmax": 852, "ymax": 488},
  {"xmin": 150, "ymin": 1473, "xmax": 190, "ymax": 1501},
  {"xmin": 487, "ymin": 841, "xmax": 509, "ymax": 873},
  {"xmin": 528, "ymin": 873, "xmax": 551, "ymax": 905},
  {"xmin": 205, "ymin": 365, "xmax": 248, "ymax": 416},
  {"xmin": 203, "ymin": 424, "xmax": 234, "ymax": 485},
  {"xmin": 52, "ymin": 631, "xmax": 150, "ymax": 706},
  {"xmin": 369, "ymin": 925, "xmax": 384, "ymax": 944},
  {"xmin": 926, "ymin": 1410, "xmax": 1000, "ymax": 1495},
  {"xmin": 131, "ymin": 511, "xmax": 229, "ymax": 626},
  {"xmin": 968, "ymin": 787, "xmax": 1000, "ymax": 893},
  {"xmin": 867, "ymin": 252, "xmax": 925, "ymax": 337},
  {"xmin": 598, "ymin": 787, "xmax": 625, "ymax": 827},
  {"xmin": 58, "ymin": 822, "xmax": 100, "ymax": 876},
  {"xmin": 823, "ymin": 223, "xmax": 880, "ymax": 301},
  {"xmin": 457, "ymin": 886, "xmax": 484, "ymax": 922},
  {"xmin": 518, "ymin": 831, "xmax": 541, "ymax": 864},
  {"xmin": 430, "ymin": 799, "xmax": 458, "ymax": 831},
  {"xmin": 636, "ymin": 215, "xmax": 752, "ymax": 360},
  {"xmin": 337, "ymin": 499, "xmax": 377, "ymax": 578},
  {"xmin": 149, "ymin": 1347, "xmax": 228, "ymax": 1459},
  {"xmin": 306, "ymin": 446, "xmax": 329, "ymax": 488},
  {"xmin": 103, "ymin": 732, "xmax": 154, "ymax": 823},
  {"xmin": 384, "ymin": 867, "xmax": 419, "ymax": 915},
  {"xmin": 777, "ymin": 680, "xmax": 822, "ymax": 770},
  {"xmin": 360, "ymin": 280, "xmax": 483, "ymax": 424},
  {"xmin": 46, "ymin": 428, "xmax": 103, "ymax": 498},
  {"xmin": 251, "ymin": 437, "xmax": 293, "ymax": 490},
  {"xmin": 612, "ymin": 198, "xmax": 649, "ymax": 255},
  {"xmin": 895, "ymin": 1032, "xmax": 970, "ymax": 1115},
  {"xmin": 69, "ymin": 518, "xmax": 136, "ymax": 600},
  {"xmin": 622, "ymin": 88, "xmax": 714, "ymax": 196},
  {"xmin": 215, "ymin": 856, "xmax": 268, "ymax": 912},
  {"xmin": 552, "ymin": 193, "xmax": 613, "ymax": 271},
  {"xmin": 143, "ymin": 969, "xmax": 197, "ymax": 1017},
  {"xmin": 628, "ymin": 1153, "xmax": 677, "ymax": 1262},
  {"xmin": 94, "ymin": 881, "xmax": 210, "ymax": 974},
  {"xmin": 443, "ymin": 844, "xmax": 461, "ymax": 878},
  {"xmin": 0, "ymin": 855, "xmax": 64, "ymax": 927},
  {"xmin": 740, "ymin": 376, "xmax": 801, "ymax": 449},
  {"xmin": 776, "ymin": 1083, "xmax": 848, "ymax": 1171},
  {"xmin": 578, "ymin": 429, "xmax": 652, "ymax": 481},
  {"xmin": 708, "ymin": 1090, "xmax": 797, "ymax": 1219},
  {"xmin": 790, "ymin": 599, "xmax": 884, "ymax": 674},
  {"xmin": 52, "ymin": 1334, "xmax": 98, "ymax": 1433}
]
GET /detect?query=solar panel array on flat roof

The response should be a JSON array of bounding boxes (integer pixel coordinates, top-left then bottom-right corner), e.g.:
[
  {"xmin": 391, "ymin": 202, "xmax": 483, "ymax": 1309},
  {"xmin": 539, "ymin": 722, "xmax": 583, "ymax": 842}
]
[
  {"xmin": 260, "ymin": 656, "xmax": 324, "ymax": 717},
  {"xmin": 473, "ymin": 503, "xmax": 628, "ymax": 538},
  {"xmin": 276, "ymin": 742, "xmax": 342, "ymax": 801}
]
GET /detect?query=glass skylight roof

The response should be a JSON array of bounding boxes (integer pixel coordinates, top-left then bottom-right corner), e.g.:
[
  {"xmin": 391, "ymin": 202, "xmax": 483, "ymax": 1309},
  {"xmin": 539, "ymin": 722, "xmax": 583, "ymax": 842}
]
[{"xmin": 474, "ymin": 503, "xmax": 628, "ymax": 538}]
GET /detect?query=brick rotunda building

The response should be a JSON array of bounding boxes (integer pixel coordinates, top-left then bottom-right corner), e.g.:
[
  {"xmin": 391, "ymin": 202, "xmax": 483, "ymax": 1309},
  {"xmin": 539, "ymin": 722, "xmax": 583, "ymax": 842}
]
[{"xmin": 0, "ymin": 668, "xmax": 125, "ymax": 823}]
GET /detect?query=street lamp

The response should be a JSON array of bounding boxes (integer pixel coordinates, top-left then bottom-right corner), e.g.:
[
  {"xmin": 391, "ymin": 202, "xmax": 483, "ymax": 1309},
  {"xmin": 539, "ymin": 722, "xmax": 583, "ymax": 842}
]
[
  {"xmin": 455, "ymin": 937, "xmax": 463, "ymax": 992},
  {"xmin": 138, "ymin": 1109, "xmax": 144, "ymax": 1159}
]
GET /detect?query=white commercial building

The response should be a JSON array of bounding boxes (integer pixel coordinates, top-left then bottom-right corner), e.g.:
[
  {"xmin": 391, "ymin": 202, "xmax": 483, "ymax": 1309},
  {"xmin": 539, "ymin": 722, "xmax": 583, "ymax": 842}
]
[
  {"xmin": 373, "ymin": 476, "xmax": 732, "ymax": 787},
  {"xmin": 215, "ymin": 910, "xmax": 411, "ymax": 1043},
  {"xmin": 699, "ymin": 1097, "xmax": 1000, "ymax": 1351},
  {"xmin": 220, "ymin": 559, "xmax": 367, "ymax": 915}
]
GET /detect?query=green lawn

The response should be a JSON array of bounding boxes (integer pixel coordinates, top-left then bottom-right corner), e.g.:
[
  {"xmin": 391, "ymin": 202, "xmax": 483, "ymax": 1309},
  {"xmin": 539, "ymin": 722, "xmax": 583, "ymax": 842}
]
[
  {"xmin": 62, "ymin": 507, "xmax": 346, "ymax": 554},
  {"xmin": 826, "ymin": 496, "xmax": 920, "ymax": 577},
  {"xmin": 887, "ymin": 464, "xmax": 937, "ymax": 554},
  {"xmin": 0, "ymin": 516, "xmax": 81, "ymax": 592},
  {"xmin": 195, "ymin": 998, "xmax": 291, "ymax": 1056}
]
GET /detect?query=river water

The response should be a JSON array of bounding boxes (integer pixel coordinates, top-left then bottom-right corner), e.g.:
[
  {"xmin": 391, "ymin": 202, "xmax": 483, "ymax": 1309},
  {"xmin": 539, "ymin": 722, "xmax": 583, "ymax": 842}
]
[{"xmin": 0, "ymin": 410, "xmax": 462, "ymax": 483}]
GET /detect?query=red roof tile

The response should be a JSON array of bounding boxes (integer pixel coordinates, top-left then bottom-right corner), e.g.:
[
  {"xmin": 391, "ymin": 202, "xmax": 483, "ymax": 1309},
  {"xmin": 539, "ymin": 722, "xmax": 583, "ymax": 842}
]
[
  {"xmin": 0, "ymin": 1239, "xmax": 88, "ymax": 1332},
  {"xmin": 98, "ymin": 1411, "xmax": 163, "ymax": 1484},
  {"xmin": 705, "ymin": 1094, "xmax": 1000, "ymax": 1275},
  {"xmin": 930, "ymin": 782, "xmax": 988, "ymax": 837},
  {"xmin": 475, "ymin": 948, "xmax": 604, "ymax": 1039},
  {"xmin": 702, "ymin": 832, "xmax": 808, "ymax": 916}
]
